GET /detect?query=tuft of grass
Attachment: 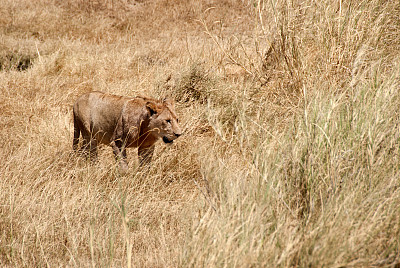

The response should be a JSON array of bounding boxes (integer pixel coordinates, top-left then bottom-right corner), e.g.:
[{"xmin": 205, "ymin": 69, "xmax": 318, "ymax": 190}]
[
  {"xmin": 173, "ymin": 63, "xmax": 217, "ymax": 104},
  {"xmin": 0, "ymin": 52, "xmax": 35, "ymax": 71}
]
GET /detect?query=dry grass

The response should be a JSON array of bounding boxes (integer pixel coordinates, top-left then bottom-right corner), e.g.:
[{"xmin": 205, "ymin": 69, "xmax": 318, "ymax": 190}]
[{"xmin": 1, "ymin": 0, "xmax": 400, "ymax": 267}]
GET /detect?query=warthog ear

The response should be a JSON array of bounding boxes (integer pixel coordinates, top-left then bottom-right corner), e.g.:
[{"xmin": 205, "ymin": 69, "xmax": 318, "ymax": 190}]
[{"xmin": 146, "ymin": 101, "xmax": 158, "ymax": 116}]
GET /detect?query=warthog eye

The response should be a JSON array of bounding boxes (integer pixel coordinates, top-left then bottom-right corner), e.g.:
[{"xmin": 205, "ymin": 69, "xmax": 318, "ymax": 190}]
[
  {"xmin": 176, "ymin": 118, "xmax": 179, "ymax": 123},
  {"xmin": 166, "ymin": 119, "xmax": 171, "ymax": 124}
]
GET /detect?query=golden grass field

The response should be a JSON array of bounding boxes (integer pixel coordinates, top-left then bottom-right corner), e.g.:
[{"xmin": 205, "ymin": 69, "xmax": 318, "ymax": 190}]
[{"xmin": 1, "ymin": 0, "xmax": 400, "ymax": 267}]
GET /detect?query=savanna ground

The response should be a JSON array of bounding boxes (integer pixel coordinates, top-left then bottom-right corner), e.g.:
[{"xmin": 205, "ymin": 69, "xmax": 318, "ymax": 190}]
[{"xmin": 1, "ymin": 0, "xmax": 400, "ymax": 267}]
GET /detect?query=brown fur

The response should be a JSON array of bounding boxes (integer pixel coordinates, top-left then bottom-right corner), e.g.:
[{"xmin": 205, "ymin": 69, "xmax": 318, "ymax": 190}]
[{"xmin": 73, "ymin": 91, "xmax": 182, "ymax": 171}]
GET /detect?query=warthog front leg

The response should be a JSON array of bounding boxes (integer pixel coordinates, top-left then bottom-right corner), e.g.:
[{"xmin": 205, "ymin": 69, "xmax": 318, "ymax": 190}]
[
  {"xmin": 111, "ymin": 140, "xmax": 128, "ymax": 172},
  {"xmin": 138, "ymin": 145, "xmax": 155, "ymax": 167}
]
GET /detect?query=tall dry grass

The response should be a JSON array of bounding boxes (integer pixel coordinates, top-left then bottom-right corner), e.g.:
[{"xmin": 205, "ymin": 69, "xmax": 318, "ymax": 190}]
[{"xmin": 1, "ymin": 0, "xmax": 399, "ymax": 267}]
